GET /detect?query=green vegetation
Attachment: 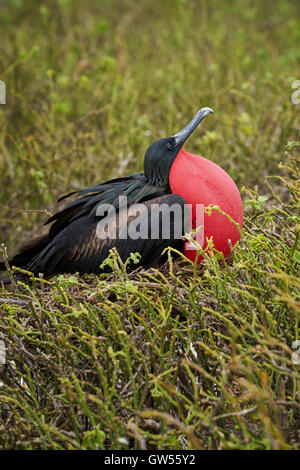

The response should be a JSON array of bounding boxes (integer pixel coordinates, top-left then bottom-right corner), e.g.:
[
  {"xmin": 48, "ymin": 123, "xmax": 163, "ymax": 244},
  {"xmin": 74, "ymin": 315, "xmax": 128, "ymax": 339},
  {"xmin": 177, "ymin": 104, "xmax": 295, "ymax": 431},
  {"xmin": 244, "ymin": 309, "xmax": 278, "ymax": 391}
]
[{"xmin": 0, "ymin": 0, "xmax": 299, "ymax": 450}]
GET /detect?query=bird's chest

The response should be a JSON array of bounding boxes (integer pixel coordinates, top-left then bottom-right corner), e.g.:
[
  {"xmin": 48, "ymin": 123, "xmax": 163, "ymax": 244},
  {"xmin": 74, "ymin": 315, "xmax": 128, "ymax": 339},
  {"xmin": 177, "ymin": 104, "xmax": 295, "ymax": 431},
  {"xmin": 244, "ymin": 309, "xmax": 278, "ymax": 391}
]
[{"xmin": 169, "ymin": 150, "xmax": 243, "ymax": 262}]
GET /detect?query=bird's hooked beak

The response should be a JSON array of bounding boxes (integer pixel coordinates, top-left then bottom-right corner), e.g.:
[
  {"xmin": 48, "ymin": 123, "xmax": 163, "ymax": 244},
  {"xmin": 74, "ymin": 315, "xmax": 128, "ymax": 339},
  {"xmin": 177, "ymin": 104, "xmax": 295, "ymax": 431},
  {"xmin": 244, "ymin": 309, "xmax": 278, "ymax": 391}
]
[{"xmin": 173, "ymin": 107, "xmax": 214, "ymax": 148}]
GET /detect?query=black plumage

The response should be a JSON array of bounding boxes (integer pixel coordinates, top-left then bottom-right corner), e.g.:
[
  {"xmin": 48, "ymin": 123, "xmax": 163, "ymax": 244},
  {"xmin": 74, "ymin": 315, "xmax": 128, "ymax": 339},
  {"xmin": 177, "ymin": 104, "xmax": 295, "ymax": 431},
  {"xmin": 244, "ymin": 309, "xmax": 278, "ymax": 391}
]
[
  {"xmin": 0, "ymin": 107, "xmax": 213, "ymax": 278},
  {"xmin": 1, "ymin": 173, "xmax": 185, "ymax": 277}
]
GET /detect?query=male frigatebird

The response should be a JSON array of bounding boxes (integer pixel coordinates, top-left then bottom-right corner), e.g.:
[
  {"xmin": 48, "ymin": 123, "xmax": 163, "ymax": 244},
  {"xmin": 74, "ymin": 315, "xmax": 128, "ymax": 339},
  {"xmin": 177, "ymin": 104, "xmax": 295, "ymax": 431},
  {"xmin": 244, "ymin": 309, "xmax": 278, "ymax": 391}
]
[{"xmin": 0, "ymin": 107, "xmax": 243, "ymax": 278}]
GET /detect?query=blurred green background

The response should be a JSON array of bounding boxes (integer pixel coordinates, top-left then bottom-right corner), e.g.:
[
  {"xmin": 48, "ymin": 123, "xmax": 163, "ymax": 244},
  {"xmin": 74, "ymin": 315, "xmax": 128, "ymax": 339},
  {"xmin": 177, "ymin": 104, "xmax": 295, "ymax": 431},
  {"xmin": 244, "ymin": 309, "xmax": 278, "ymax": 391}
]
[{"xmin": 0, "ymin": 0, "xmax": 299, "ymax": 253}]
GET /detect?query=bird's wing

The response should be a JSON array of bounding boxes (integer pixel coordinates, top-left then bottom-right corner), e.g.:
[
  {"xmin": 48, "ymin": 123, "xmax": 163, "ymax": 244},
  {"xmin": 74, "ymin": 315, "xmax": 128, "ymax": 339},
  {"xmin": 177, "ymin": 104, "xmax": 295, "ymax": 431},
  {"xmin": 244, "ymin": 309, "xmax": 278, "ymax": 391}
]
[
  {"xmin": 26, "ymin": 194, "xmax": 188, "ymax": 275},
  {"xmin": 45, "ymin": 173, "xmax": 168, "ymax": 239},
  {"xmin": 6, "ymin": 174, "xmax": 169, "ymax": 273}
]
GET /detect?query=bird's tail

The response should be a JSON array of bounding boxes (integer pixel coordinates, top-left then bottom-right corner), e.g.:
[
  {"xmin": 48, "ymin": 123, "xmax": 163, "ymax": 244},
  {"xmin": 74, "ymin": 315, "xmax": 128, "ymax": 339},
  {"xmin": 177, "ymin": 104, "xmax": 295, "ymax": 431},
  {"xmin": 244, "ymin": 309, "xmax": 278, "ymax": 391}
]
[{"xmin": 0, "ymin": 234, "xmax": 49, "ymax": 282}]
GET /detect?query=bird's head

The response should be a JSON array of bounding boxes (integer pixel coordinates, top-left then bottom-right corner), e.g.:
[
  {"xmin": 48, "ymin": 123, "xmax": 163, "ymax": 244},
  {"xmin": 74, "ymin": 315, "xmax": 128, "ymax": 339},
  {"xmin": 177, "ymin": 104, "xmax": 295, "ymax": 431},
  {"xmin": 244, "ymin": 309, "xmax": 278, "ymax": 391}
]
[{"xmin": 144, "ymin": 107, "xmax": 214, "ymax": 187}]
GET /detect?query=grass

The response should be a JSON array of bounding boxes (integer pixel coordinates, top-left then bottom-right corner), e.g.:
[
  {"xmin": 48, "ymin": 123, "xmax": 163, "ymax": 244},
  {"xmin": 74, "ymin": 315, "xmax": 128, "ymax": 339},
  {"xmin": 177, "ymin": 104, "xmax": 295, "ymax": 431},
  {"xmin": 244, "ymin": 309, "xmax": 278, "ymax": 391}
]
[{"xmin": 0, "ymin": 0, "xmax": 299, "ymax": 450}]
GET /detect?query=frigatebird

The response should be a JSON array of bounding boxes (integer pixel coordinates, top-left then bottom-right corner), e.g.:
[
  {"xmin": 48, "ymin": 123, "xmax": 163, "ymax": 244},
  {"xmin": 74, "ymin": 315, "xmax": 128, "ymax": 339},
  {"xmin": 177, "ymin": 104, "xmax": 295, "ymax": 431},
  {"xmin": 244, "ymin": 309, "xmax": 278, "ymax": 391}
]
[{"xmin": 0, "ymin": 108, "xmax": 214, "ymax": 278}]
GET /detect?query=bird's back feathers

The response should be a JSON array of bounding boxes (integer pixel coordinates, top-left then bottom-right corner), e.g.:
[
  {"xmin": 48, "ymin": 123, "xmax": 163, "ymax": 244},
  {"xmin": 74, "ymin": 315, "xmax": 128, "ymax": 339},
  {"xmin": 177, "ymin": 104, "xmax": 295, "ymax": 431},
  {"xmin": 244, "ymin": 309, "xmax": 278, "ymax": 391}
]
[{"xmin": 1, "ymin": 173, "xmax": 184, "ymax": 278}]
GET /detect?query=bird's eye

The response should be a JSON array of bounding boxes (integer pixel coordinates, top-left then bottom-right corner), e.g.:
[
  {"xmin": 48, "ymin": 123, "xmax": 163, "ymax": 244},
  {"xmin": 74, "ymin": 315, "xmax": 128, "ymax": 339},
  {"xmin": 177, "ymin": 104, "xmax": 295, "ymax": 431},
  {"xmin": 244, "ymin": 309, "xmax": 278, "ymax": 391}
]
[{"xmin": 166, "ymin": 142, "xmax": 173, "ymax": 151}]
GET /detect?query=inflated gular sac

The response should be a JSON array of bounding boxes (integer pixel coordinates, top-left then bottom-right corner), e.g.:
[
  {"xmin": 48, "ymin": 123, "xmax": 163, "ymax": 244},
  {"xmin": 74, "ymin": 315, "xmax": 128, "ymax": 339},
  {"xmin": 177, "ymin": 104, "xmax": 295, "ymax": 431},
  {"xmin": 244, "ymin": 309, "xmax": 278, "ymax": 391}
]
[{"xmin": 169, "ymin": 150, "xmax": 243, "ymax": 262}]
